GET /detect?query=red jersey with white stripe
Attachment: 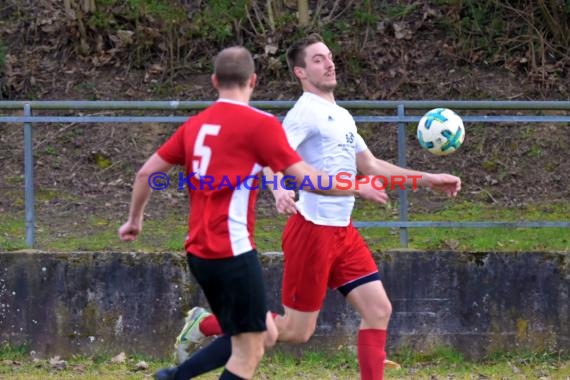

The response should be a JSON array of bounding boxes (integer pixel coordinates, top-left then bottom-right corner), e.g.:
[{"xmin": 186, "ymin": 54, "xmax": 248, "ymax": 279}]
[{"xmin": 157, "ymin": 99, "xmax": 301, "ymax": 259}]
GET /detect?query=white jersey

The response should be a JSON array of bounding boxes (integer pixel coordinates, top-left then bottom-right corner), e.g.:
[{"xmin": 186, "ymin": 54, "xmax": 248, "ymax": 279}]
[{"xmin": 283, "ymin": 92, "xmax": 368, "ymax": 226}]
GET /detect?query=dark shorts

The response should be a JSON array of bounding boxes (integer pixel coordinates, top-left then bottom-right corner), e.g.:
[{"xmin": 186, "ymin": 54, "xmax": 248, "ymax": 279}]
[{"xmin": 187, "ymin": 250, "xmax": 268, "ymax": 336}]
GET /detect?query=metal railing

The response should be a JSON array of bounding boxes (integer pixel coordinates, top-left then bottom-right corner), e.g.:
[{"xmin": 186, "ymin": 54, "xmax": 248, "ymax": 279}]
[{"xmin": 1, "ymin": 100, "xmax": 570, "ymax": 248}]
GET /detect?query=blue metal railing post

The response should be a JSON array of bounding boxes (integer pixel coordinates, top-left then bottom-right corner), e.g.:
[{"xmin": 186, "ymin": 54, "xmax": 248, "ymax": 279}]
[
  {"xmin": 23, "ymin": 104, "xmax": 35, "ymax": 247},
  {"xmin": 397, "ymin": 104, "xmax": 409, "ymax": 248}
]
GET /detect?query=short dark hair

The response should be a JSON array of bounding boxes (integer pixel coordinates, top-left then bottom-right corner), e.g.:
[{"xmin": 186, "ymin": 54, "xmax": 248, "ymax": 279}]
[
  {"xmin": 213, "ymin": 46, "xmax": 255, "ymax": 88},
  {"xmin": 285, "ymin": 33, "xmax": 324, "ymax": 74}
]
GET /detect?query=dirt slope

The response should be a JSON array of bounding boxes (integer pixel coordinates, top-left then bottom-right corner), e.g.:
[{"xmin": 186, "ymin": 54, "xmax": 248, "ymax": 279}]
[{"xmin": 0, "ymin": 1, "xmax": 569, "ymax": 239}]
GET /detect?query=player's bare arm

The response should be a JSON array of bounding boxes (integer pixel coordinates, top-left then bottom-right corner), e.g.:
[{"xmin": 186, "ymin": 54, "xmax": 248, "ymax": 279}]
[
  {"xmin": 119, "ymin": 153, "xmax": 173, "ymax": 241},
  {"xmin": 356, "ymin": 149, "xmax": 461, "ymax": 197},
  {"xmin": 262, "ymin": 167, "xmax": 297, "ymax": 215},
  {"xmin": 283, "ymin": 161, "xmax": 389, "ymax": 204},
  {"xmin": 263, "ymin": 164, "xmax": 390, "ymax": 214}
]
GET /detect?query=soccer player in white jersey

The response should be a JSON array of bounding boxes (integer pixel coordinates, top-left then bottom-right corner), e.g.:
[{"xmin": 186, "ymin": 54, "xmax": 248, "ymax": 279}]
[
  {"xmin": 271, "ymin": 33, "xmax": 460, "ymax": 380},
  {"xmin": 162, "ymin": 35, "xmax": 461, "ymax": 380}
]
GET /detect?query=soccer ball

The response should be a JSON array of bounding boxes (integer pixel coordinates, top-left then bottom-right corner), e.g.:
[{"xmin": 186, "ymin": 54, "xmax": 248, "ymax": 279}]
[{"xmin": 417, "ymin": 108, "xmax": 465, "ymax": 156}]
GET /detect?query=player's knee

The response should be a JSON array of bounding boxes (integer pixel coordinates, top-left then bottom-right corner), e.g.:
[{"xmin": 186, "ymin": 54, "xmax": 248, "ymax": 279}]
[
  {"xmin": 385, "ymin": 298, "xmax": 393, "ymax": 315},
  {"xmin": 364, "ymin": 299, "xmax": 392, "ymax": 326},
  {"xmin": 378, "ymin": 299, "xmax": 392, "ymax": 322}
]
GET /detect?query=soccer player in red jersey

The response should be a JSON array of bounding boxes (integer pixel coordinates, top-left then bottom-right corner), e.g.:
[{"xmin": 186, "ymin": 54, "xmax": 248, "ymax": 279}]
[{"xmin": 119, "ymin": 46, "xmax": 389, "ymax": 380}]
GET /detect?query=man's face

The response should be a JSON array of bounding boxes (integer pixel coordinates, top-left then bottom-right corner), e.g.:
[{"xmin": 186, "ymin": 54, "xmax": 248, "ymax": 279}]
[{"xmin": 297, "ymin": 42, "xmax": 336, "ymax": 93}]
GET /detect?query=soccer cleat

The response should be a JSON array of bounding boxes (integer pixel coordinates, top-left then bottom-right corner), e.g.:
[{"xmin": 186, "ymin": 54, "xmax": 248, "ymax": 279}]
[
  {"xmin": 384, "ymin": 358, "xmax": 402, "ymax": 369},
  {"xmin": 153, "ymin": 367, "xmax": 177, "ymax": 380},
  {"xmin": 173, "ymin": 306, "xmax": 212, "ymax": 364}
]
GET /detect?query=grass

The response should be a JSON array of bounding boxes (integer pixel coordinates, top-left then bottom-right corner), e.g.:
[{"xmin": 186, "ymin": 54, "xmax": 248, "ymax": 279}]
[
  {"xmin": 1, "ymin": 344, "xmax": 569, "ymax": 379},
  {"xmin": 1, "ymin": 198, "xmax": 569, "ymax": 253},
  {"xmin": 354, "ymin": 199, "xmax": 570, "ymax": 252}
]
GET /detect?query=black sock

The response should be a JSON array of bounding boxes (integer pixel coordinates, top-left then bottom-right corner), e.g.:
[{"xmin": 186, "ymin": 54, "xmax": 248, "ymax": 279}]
[
  {"xmin": 219, "ymin": 368, "xmax": 246, "ymax": 380},
  {"xmin": 174, "ymin": 334, "xmax": 232, "ymax": 380}
]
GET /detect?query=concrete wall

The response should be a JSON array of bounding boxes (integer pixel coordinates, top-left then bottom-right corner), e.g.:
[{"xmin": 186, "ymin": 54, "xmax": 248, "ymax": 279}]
[{"xmin": 0, "ymin": 250, "xmax": 568, "ymax": 359}]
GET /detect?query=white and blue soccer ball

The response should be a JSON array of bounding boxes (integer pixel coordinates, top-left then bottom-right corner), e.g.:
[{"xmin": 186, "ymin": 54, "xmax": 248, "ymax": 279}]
[{"xmin": 417, "ymin": 108, "xmax": 465, "ymax": 156}]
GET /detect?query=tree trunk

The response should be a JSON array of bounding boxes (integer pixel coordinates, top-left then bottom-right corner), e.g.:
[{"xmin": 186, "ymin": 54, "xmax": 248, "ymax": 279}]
[{"xmin": 298, "ymin": 0, "xmax": 309, "ymax": 27}]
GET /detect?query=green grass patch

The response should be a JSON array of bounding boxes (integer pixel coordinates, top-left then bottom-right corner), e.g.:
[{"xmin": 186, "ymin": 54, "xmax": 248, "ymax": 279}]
[
  {"xmin": 33, "ymin": 215, "xmax": 188, "ymax": 253},
  {"xmin": 0, "ymin": 344, "xmax": 28, "ymax": 361},
  {"xmin": 0, "ymin": 213, "xmax": 27, "ymax": 251},
  {"xmin": 1, "ymin": 200, "xmax": 568, "ymax": 253},
  {"xmin": 355, "ymin": 199, "xmax": 570, "ymax": 252},
  {"xmin": 1, "ymin": 345, "xmax": 569, "ymax": 379}
]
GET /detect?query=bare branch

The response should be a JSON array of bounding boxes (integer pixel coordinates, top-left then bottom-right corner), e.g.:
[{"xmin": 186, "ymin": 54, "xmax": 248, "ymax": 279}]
[
  {"xmin": 298, "ymin": 0, "xmax": 309, "ymax": 27},
  {"xmin": 267, "ymin": 0, "xmax": 276, "ymax": 32}
]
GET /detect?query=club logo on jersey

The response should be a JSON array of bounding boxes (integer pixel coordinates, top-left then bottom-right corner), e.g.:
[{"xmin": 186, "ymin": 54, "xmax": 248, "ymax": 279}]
[{"xmin": 336, "ymin": 131, "xmax": 356, "ymax": 151}]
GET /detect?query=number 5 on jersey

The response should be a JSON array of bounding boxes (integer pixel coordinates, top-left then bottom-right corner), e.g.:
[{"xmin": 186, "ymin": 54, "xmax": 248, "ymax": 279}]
[{"xmin": 192, "ymin": 124, "xmax": 221, "ymax": 176}]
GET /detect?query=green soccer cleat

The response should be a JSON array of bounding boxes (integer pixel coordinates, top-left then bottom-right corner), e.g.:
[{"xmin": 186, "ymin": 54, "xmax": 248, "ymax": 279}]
[{"xmin": 173, "ymin": 307, "xmax": 212, "ymax": 364}]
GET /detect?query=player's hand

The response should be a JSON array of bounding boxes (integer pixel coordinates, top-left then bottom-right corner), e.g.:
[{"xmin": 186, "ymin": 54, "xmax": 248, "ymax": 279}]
[
  {"xmin": 273, "ymin": 189, "xmax": 297, "ymax": 215},
  {"xmin": 425, "ymin": 173, "xmax": 461, "ymax": 197},
  {"xmin": 118, "ymin": 220, "xmax": 142, "ymax": 241},
  {"xmin": 356, "ymin": 176, "xmax": 389, "ymax": 204}
]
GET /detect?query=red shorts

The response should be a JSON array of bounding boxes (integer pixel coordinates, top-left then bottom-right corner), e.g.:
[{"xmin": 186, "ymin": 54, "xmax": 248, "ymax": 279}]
[{"xmin": 281, "ymin": 213, "xmax": 379, "ymax": 312}]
